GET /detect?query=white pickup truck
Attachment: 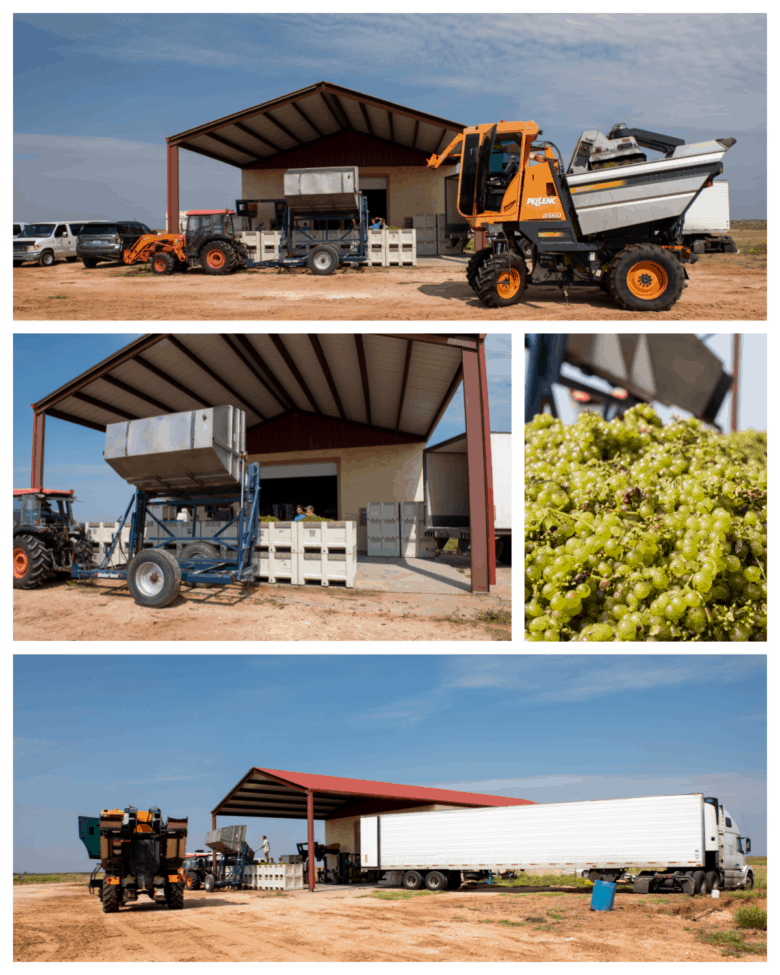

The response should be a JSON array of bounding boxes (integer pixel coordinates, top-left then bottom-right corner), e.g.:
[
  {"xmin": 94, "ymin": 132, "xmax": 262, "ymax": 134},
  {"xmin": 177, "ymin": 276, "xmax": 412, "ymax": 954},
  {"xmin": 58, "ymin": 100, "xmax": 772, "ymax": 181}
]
[{"xmin": 360, "ymin": 793, "xmax": 753, "ymax": 895}]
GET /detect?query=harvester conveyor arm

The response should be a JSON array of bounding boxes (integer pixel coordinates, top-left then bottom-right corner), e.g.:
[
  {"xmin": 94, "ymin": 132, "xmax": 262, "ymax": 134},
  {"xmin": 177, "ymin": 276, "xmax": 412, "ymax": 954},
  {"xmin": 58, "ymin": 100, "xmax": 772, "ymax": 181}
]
[{"xmin": 427, "ymin": 133, "xmax": 464, "ymax": 169}]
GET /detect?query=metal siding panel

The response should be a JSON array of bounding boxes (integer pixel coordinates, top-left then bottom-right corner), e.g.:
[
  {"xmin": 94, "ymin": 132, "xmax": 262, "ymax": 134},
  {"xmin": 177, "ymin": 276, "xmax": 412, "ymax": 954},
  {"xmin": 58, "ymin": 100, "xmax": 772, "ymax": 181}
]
[
  {"xmin": 247, "ymin": 335, "xmax": 311, "ymax": 412},
  {"xmin": 279, "ymin": 334, "xmax": 339, "ymax": 417},
  {"xmin": 110, "ymin": 361, "xmax": 201, "ymax": 413},
  {"xmin": 191, "ymin": 134, "xmax": 253, "ymax": 164},
  {"xmin": 399, "ymin": 345, "xmax": 462, "ymax": 435},
  {"xmin": 369, "ymin": 106, "xmax": 391, "ymax": 141},
  {"xmin": 363, "ymin": 334, "xmax": 407, "ymax": 428},
  {"xmin": 143, "ymin": 339, "xmax": 255, "ymax": 417},
  {"xmin": 317, "ymin": 334, "xmax": 366, "ymax": 424},
  {"xmin": 185, "ymin": 334, "xmax": 281, "ymax": 420},
  {"xmin": 55, "ymin": 396, "xmax": 113, "ymax": 427},
  {"xmin": 378, "ymin": 795, "xmax": 705, "ymax": 869}
]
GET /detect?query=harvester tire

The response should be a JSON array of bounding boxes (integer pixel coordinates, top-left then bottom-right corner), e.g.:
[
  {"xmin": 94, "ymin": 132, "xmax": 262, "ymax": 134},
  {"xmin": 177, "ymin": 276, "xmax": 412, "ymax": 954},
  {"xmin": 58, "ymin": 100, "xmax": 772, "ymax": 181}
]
[
  {"xmin": 13, "ymin": 534, "xmax": 54, "ymax": 590},
  {"xmin": 466, "ymin": 247, "xmax": 493, "ymax": 292},
  {"xmin": 608, "ymin": 244, "xmax": 685, "ymax": 312},
  {"xmin": 598, "ymin": 272, "xmax": 611, "ymax": 293},
  {"xmin": 82, "ymin": 258, "xmax": 99, "ymax": 269},
  {"xmin": 127, "ymin": 549, "xmax": 182, "ymax": 608},
  {"xmin": 200, "ymin": 240, "xmax": 235, "ymax": 275},
  {"xmin": 150, "ymin": 252, "xmax": 175, "ymax": 275},
  {"xmin": 102, "ymin": 881, "xmax": 119, "ymax": 913},
  {"xmin": 474, "ymin": 254, "xmax": 527, "ymax": 307},
  {"xmin": 307, "ymin": 244, "xmax": 340, "ymax": 275},
  {"xmin": 168, "ymin": 882, "xmax": 184, "ymax": 910}
]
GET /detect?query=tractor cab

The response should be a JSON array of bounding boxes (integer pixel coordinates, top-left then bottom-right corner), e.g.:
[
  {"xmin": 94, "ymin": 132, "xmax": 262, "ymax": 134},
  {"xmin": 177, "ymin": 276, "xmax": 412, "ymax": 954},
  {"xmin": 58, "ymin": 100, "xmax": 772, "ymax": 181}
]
[
  {"xmin": 14, "ymin": 489, "xmax": 75, "ymax": 532},
  {"xmin": 185, "ymin": 210, "xmax": 236, "ymax": 253}
]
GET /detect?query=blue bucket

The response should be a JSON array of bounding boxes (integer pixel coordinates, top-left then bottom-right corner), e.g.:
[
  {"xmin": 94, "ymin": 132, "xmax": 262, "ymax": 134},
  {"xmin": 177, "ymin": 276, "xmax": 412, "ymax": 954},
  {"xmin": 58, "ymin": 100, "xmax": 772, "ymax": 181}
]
[{"xmin": 590, "ymin": 879, "xmax": 616, "ymax": 911}]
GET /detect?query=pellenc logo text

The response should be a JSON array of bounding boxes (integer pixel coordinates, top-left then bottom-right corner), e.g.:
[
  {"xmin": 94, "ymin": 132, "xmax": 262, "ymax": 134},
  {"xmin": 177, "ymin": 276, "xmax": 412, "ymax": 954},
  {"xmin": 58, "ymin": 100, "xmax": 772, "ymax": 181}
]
[{"xmin": 526, "ymin": 196, "xmax": 558, "ymax": 206}]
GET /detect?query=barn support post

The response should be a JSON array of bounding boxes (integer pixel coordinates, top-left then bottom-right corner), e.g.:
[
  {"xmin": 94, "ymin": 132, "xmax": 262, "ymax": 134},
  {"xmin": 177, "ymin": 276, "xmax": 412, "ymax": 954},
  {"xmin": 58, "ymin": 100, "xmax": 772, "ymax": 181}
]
[
  {"xmin": 31, "ymin": 410, "xmax": 46, "ymax": 488},
  {"xmin": 307, "ymin": 791, "xmax": 315, "ymax": 892},
  {"xmin": 211, "ymin": 813, "xmax": 217, "ymax": 873},
  {"xmin": 462, "ymin": 341, "xmax": 495, "ymax": 593},
  {"xmin": 167, "ymin": 143, "xmax": 179, "ymax": 234}
]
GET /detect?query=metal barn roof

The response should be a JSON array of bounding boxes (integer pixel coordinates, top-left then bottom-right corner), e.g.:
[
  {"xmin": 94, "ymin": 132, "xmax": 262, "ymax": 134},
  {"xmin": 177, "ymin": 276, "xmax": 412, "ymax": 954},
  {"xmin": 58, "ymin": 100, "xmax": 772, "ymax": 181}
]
[
  {"xmin": 212, "ymin": 767, "xmax": 534, "ymax": 820},
  {"xmin": 167, "ymin": 81, "xmax": 465, "ymax": 169},
  {"xmin": 32, "ymin": 333, "xmax": 477, "ymax": 443}
]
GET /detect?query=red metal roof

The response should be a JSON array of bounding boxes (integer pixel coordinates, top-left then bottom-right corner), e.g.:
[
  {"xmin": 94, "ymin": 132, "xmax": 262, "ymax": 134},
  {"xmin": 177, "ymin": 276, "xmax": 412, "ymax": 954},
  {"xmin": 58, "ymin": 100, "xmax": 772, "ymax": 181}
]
[
  {"xmin": 186, "ymin": 209, "xmax": 235, "ymax": 215},
  {"xmin": 13, "ymin": 488, "xmax": 74, "ymax": 496},
  {"xmin": 212, "ymin": 767, "xmax": 534, "ymax": 819}
]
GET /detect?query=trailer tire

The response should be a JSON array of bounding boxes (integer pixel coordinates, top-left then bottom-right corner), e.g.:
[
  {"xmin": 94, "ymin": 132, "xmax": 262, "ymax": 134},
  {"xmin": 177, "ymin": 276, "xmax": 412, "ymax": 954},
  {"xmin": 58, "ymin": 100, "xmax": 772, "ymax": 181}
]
[
  {"xmin": 82, "ymin": 257, "xmax": 99, "ymax": 268},
  {"xmin": 307, "ymin": 244, "xmax": 340, "ymax": 275},
  {"xmin": 39, "ymin": 250, "xmax": 56, "ymax": 267},
  {"xmin": 474, "ymin": 254, "xmax": 527, "ymax": 307},
  {"xmin": 13, "ymin": 534, "xmax": 54, "ymax": 590},
  {"xmin": 402, "ymin": 870, "xmax": 424, "ymax": 891},
  {"xmin": 447, "ymin": 872, "xmax": 462, "ymax": 891},
  {"xmin": 150, "ymin": 252, "xmax": 176, "ymax": 275},
  {"xmin": 424, "ymin": 871, "xmax": 448, "ymax": 892},
  {"xmin": 168, "ymin": 882, "xmax": 184, "ymax": 910},
  {"xmin": 127, "ymin": 549, "xmax": 182, "ymax": 608},
  {"xmin": 466, "ymin": 247, "xmax": 493, "ymax": 292},
  {"xmin": 102, "ymin": 881, "xmax": 119, "ymax": 913},
  {"xmin": 691, "ymin": 870, "xmax": 706, "ymax": 895},
  {"xmin": 496, "ymin": 536, "xmax": 512, "ymax": 565},
  {"xmin": 205, "ymin": 873, "xmax": 216, "ymax": 892},
  {"xmin": 180, "ymin": 541, "xmax": 220, "ymax": 588},
  {"xmin": 200, "ymin": 240, "xmax": 236, "ymax": 275},
  {"xmin": 608, "ymin": 244, "xmax": 685, "ymax": 312},
  {"xmin": 704, "ymin": 870, "xmax": 720, "ymax": 895}
]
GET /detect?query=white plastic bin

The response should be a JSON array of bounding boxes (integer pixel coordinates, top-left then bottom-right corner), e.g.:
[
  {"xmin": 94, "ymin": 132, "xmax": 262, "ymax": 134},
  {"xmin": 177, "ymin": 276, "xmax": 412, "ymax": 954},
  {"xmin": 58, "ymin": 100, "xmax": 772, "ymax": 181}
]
[
  {"xmin": 367, "ymin": 537, "xmax": 400, "ymax": 558},
  {"xmin": 253, "ymin": 548, "xmax": 298, "ymax": 584},
  {"xmin": 367, "ymin": 502, "xmax": 398, "ymax": 521},
  {"xmin": 299, "ymin": 521, "xmax": 356, "ymax": 551},
  {"xmin": 298, "ymin": 551, "xmax": 356, "ymax": 587}
]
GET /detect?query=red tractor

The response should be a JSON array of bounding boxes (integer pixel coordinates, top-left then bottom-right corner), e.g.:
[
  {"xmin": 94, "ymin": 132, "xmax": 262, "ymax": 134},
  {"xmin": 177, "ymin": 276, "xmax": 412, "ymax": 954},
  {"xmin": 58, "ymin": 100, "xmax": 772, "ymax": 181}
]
[{"xmin": 13, "ymin": 488, "xmax": 95, "ymax": 589}]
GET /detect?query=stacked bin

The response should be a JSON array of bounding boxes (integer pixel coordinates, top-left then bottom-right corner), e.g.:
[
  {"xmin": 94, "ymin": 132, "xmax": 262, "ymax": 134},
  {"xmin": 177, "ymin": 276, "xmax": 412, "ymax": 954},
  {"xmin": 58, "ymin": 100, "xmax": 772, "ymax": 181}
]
[
  {"xmin": 399, "ymin": 502, "xmax": 438, "ymax": 558},
  {"xmin": 366, "ymin": 502, "xmax": 400, "ymax": 557},
  {"xmin": 243, "ymin": 863, "xmax": 304, "ymax": 891},
  {"xmin": 85, "ymin": 521, "xmax": 131, "ymax": 567},
  {"xmin": 385, "ymin": 229, "xmax": 417, "ymax": 266},
  {"xmin": 254, "ymin": 521, "xmax": 298, "ymax": 584},
  {"xmin": 413, "ymin": 214, "xmax": 437, "ymax": 256},
  {"xmin": 297, "ymin": 521, "xmax": 357, "ymax": 587}
]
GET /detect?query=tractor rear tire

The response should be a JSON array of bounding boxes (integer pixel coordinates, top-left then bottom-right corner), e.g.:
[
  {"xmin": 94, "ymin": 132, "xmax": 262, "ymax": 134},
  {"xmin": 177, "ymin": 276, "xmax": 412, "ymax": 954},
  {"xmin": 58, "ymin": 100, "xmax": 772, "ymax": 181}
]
[
  {"xmin": 185, "ymin": 872, "xmax": 201, "ymax": 891},
  {"xmin": 102, "ymin": 881, "xmax": 119, "ymax": 913},
  {"xmin": 200, "ymin": 240, "xmax": 236, "ymax": 275},
  {"xmin": 82, "ymin": 258, "xmax": 99, "ymax": 269},
  {"xmin": 307, "ymin": 244, "xmax": 340, "ymax": 275},
  {"xmin": 73, "ymin": 537, "xmax": 95, "ymax": 569},
  {"xmin": 127, "ymin": 549, "xmax": 182, "ymax": 608},
  {"xmin": 608, "ymin": 244, "xmax": 685, "ymax": 312},
  {"xmin": 150, "ymin": 252, "xmax": 175, "ymax": 275},
  {"xmin": 474, "ymin": 254, "xmax": 527, "ymax": 307},
  {"xmin": 168, "ymin": 882, "xmax": 184, "ymax": 910},
  {"xmin": 466, "ymin": 247, "xmax": 493, "ymax": 293},
  {"xmin": 13, "ymin": 535, "xmax": 54, "ymax": 590}
]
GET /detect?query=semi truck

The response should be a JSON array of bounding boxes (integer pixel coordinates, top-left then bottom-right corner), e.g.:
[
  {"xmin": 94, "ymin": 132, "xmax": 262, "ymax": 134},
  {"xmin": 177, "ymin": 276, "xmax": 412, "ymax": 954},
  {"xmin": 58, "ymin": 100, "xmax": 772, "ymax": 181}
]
[
  {"xmin": 359, "ymin": 793, "xmax": 753, "ymax": 895},
  {"xmin": 423, "ymin": 431, "xmax": 511, "ymax": 564}
]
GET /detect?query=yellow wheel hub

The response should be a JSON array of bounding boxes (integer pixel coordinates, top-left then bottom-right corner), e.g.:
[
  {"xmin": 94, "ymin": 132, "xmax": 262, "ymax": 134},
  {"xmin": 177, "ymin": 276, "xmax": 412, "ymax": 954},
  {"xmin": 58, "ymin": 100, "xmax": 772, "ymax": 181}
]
[
  {"xmin": 626, "ymin": 261, "xmax": 667, "ymax": 300},
  {"xmin": 497, "ymin": 267, "xmax": 522, "ymax": 299}
]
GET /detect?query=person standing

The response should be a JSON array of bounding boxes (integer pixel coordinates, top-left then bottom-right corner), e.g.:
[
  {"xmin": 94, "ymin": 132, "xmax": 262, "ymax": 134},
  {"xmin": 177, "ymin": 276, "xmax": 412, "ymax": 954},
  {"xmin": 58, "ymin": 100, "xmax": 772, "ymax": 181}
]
[
  {"xmin": 305, "ymin": 505, "xmax": 317, "ymax": 519},
  {"xmin": 261, "ymin": 835, "xmax": 271, "ymax": 863},
  {"xmin": 294, "ymin": 505, "xmax": 306, "ymax": 522}
]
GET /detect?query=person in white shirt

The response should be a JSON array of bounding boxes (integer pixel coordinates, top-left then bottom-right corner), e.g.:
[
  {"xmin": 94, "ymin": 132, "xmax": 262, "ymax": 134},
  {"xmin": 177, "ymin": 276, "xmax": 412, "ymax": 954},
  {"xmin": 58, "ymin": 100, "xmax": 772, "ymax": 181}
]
[{"xmin": 261, "ymin": 835, "xmax": 271, "ymax": 862}]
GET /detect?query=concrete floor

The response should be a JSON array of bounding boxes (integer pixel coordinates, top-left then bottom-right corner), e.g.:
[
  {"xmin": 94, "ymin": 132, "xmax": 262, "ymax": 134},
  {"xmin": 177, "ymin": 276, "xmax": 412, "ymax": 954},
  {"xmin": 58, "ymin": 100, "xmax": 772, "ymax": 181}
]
[
  {"xmin": 355, "ymin": 554, "xmax": 475, "ymax": 594},
  {"xmin": 416, "ymin": 254, "xmax": 470, "ymax": 269}
]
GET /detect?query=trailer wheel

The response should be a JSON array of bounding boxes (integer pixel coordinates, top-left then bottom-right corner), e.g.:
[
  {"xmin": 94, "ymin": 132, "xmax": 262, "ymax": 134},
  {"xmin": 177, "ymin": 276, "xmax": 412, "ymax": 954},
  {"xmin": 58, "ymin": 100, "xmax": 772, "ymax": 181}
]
[
  {"xmin": 474, "ymin": 254, "xmax": 527, "ymax": 307},
  {"xmin": 102, "ymin": 881, "xmax": 119, "ymax": 913},
  {"xmin": 39, "ymin": 250, "xmax": 56, "ymax": 267},
  {"xmin": 82, "ymin": 257, "xmax": 99, "ymax": 269},
  {"xmin": 204, "ymin": 873, "xmax": 216, "ymax": 892},
  {"xmin": 307, "ymin": 244, "xmax": 340, "ymax": 275},
  {"xmin": 496, "ymin": 536, "xmax": 512, "ymax": 565},
  {"xmin": 127, "ymin": 549, "xmax": 182, "ymax": 608},
  {"xmin": 13, "ymin": 535, "xmax": 54, "ymax": 590},
  {"xmin": 608, "ymin": 244, "xmax": 685, "ymax": 312},
  {"xmin": 424, "ymin": 871, "xmax": 448, "ymax": 892},
  {"xmin": 692, "ymin": 870, "xmax": 706, "ymax": 895},
  {"xmin": 180, "ymin": 541, "xmax": 220, "ymax": 589},
  {"xmin": 168, "ymin": 882, "xmax": 184, "ymax": 910},
  {"xmin": 150, "ymin": 252, "xmax": 175, "ymax": 275},
  {"xmin": 200, "ymin": 240, "xmax": 236, "ymax": 275},
  {"xmin": 465, "ymin": 247, "xmax": 493, "ymax": 293},
  {"xmin": 402, "ymin": 870, "xmax": 424, "ymax": 891},
  {"xmin": 704, "ymin": 870, "xmax": 720, "ymax": 895}
]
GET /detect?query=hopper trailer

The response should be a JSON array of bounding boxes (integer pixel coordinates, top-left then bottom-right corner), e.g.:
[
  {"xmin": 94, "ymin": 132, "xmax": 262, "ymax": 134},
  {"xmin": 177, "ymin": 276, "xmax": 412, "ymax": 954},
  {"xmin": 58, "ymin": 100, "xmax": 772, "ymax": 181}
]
[
  {"xmin": 71, "ymin": 406, "xmax": 266, "ymax": 607},
  {"xmin": 360, "ymin": 793, "xmax": 753, "ymax": 895}
]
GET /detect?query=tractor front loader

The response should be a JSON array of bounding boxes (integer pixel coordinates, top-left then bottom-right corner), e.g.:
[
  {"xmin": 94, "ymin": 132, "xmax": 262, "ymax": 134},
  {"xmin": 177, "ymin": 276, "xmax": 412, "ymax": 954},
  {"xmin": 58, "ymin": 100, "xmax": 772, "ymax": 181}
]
[
  {"xmin": 123, "ymin": 210, "xmax": 249, "ymax": 276},
  {"xmin": 428, "ymin": 120, "xmax": 735, "ymax": 312},
  {"xmin": 79, "ymin": 806, "xmax": 188, "ymax": 913}
]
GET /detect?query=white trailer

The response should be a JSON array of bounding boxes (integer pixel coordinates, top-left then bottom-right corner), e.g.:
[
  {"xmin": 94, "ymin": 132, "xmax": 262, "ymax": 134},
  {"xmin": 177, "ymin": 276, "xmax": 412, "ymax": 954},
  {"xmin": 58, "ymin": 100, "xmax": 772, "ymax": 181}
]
[
  {"xmin": 682, "ymin": 181, "xmax": 738, "ymax": 253},
  {"xmin": 360, "ymin": 793, "xmax": 753, "ymax": 896},
  {"xmin": 422, "ymin": 431, "xmax": 511, "ymax": 564}
]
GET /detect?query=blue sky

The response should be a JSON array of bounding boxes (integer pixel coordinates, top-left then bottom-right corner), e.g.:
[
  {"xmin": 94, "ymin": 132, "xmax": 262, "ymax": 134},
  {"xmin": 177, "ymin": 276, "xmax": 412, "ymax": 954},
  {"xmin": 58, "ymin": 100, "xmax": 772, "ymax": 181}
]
[
  {"xmin": 525, "ymin": 333, "xmax": 767, "ymax": 432},
  {"xmin": 14, "ymin": 13, "xmax": 766, "ymax": 223},
  {"xmin": 14, "ymin": 654, "xmax": 766, "ymax": 872},
  {"xmin": 13, "ymin": 333, "xmax": 511, "ymax": 522}
]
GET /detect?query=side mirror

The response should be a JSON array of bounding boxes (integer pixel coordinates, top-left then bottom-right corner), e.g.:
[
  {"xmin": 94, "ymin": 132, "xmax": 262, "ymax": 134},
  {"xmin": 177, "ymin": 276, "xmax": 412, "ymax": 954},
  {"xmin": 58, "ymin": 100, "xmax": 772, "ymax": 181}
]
[{"xmin": 746, "ymin": 838, "xmax": 751, "ymax": 853}]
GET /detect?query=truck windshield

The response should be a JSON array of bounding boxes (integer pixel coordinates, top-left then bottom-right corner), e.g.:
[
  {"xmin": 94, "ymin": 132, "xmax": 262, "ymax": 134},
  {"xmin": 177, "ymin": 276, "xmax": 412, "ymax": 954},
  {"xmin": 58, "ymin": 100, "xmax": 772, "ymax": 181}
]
[
  {"xmin": 80, "ymin": 224, "xmax": 118, "ymax": 235},
  {"xmin": 20, "ymin": 224, "xmax": 55, "ymax": 238}
]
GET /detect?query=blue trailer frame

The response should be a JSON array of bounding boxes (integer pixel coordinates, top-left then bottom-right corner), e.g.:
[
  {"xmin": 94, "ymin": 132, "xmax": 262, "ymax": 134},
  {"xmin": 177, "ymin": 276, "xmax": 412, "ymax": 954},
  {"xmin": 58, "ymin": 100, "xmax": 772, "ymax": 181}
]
[{"xmin": 72, "ymin": 462, "xmax": 262, "ymax": 587}]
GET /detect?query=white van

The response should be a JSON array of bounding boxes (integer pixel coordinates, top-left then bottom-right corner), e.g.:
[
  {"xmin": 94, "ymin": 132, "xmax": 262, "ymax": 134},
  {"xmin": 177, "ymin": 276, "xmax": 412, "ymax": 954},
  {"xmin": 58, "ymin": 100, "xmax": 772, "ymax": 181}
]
[{"xmin": 13, "ymin": 220, "xmax": 95, "ymax": 266}]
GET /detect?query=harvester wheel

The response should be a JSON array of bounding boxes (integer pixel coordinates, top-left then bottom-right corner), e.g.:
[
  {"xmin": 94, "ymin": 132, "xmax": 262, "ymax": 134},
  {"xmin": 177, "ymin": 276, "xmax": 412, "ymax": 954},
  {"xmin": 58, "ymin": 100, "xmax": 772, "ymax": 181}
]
[
  {"xmin": 150, "ymin": 252, "xmax": 175, "ymax": 275},
  {"xmin": 307, "ymin": 244, "xmax": 340, "ymax": 275},
  {"xmin": 474, "ymin": 254, "xmax": 527, "ymax": 307},
  {"xmin": 82, "ymin": 258, "xmax": 99, "ymax": 269},
  {"xmin": 127, "ymin": 549, "xmax": 182, "ymax": 608},
  {"xmin": 13, "ymin": 535, "xmax": 54, "ymax": 590},
  {"xmin": 200, "ymin": 240, "xmax": 235, "ymax": 275},
  {"xmin": 598, "ymin": 272, "xmax": 611, "ymax": 293},
  {"xmin": 168, "ymin": 882, "xmax": 184, "ymax": 910},
  {"xmin": 608, "ymin": 244, "xmax": 685, "ymax": 312},
  {"xmin": 102, "ymin": 881, "xmax": 119, "ymax": 913},
  {"xmin": 465, "ymin": 247, "xmax": 493, "ymax": 292}
]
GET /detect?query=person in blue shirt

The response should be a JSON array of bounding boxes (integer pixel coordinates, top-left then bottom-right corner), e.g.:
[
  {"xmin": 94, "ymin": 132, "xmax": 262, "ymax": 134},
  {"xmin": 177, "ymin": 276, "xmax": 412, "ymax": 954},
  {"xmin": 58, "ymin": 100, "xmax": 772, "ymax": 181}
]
[
  {"xmin": 369, "ymin": 217, "xmax": 385, "ymax": 230},
  {"xmin": 294, "ymin": 505, "xmax": 306, "ymax": 522}
]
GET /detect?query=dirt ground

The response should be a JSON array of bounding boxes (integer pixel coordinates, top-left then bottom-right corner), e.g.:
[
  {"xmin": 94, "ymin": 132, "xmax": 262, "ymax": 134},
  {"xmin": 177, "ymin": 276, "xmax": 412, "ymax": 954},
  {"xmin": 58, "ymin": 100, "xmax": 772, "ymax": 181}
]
[
  {"xmin": 13, "ymin": 568, "xmax": 511, "ymax": 642},
  {"xmin": 13, "ymin": 880, "xmax": 767, "ymax": 962},
  {"xmin": 13, "ymin": 250, "xmax": 765, "ymax": 321}
]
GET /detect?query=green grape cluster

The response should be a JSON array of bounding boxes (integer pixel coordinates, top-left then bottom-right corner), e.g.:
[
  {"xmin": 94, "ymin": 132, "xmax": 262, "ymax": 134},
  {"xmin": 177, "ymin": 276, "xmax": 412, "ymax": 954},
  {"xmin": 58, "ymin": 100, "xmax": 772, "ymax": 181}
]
[{"xmin": 525, "ymin": 404, "xmax": 767, "ymax": 641}]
